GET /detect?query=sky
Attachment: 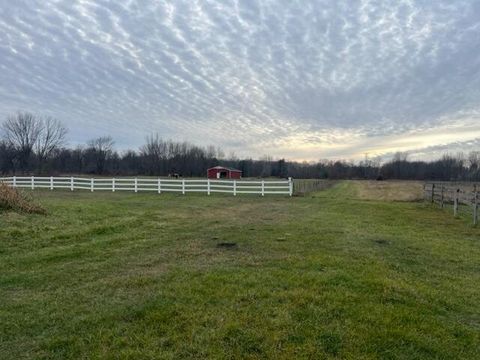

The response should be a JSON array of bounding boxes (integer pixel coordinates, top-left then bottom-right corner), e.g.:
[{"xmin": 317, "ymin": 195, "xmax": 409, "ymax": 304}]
[{"xmin": 1, "ymin": 0, "xmax": 480, "ymax": 161}]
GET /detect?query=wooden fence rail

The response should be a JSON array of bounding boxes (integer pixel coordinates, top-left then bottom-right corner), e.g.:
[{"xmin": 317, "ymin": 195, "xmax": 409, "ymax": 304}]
[
  {"xmin": 0, "ymin": 176, "xmax": 293, "ymax": 196},
  {"xmin": 424, "ymin": 182, "xmax": 478, "ymax": 225}
]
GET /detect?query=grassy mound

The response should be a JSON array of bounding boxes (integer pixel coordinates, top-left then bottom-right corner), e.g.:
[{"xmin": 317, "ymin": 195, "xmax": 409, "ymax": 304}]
[{"xmin": 0, "ymin": 182, "xmax": 46, "ymax": 214}]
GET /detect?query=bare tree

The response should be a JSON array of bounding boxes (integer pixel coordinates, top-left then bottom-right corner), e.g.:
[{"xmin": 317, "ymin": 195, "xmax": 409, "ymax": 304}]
[
  {"xmin": 88, "ymin": 136, "xmax": 114, "ymax": 154},
  {"xmin": 468, "ymin": 151, "xmax": 480, "ymax": 170},
  {"xmin": 392, "ymin": 152, "xmax": 408, "ymax": 162},
  {"xmin": 1, "ymin": 112, "xmax": 68, "ymax": 172},
  {"xmin": 206, "ymin": 145, "xmax": 216, "ymax": 159},
  {"xmin": 86, "ymin": 136, "xmax": 115, "ymax": 174},
  {"xmin": 227, "ymin": 151, "xmax": 238, "ymax": 161},
  {"xmin": 0, "ymin": 140, "xmax": 15, "ymax": 174},
  {"xmin": 35, "ymin": 117, "xmax": 68, "ymax": 161},
  {"xmin": 139, "ymin": 133, "xmax": 167, "ymax": 174},
  {"xmin": 260, "ymin": 155, "xmax": 273, "ymax": 177},
  {"xmin": 216, "ymin": 146, "xmax": 225, "ymax": 160},
  {"xmin": 140, "ymin": 134, "xmax": 166, "ymax": 159},
  {"xmin": 1, "ymin": 112, "xmax": 42, "ymax": 171}
]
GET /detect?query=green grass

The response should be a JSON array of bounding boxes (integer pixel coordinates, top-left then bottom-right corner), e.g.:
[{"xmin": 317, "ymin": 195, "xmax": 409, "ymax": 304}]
[{"xmin": 0, "ymin": 182, "xmax": 479, "ymax": 359}]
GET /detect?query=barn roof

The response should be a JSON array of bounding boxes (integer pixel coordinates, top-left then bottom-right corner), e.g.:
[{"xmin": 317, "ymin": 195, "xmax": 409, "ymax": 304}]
[{"xmin": 208, "ymin": 166, "xmax": 242, "ymax": 172}]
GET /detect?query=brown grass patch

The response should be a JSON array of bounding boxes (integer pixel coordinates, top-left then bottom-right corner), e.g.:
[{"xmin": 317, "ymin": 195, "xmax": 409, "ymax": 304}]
[
  {"xmin": 0, "ymin": 182, "xmax": 46, "ymax": 214},
  {"xmin": 353, "ymin": 180, "xmax": 424, "ymax": 202}
]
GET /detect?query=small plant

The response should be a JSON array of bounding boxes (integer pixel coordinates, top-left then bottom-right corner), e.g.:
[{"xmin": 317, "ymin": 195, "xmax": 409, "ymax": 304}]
[{"xmin": 0, "ymin": 182, "xmax": 46, "ymax": 214}]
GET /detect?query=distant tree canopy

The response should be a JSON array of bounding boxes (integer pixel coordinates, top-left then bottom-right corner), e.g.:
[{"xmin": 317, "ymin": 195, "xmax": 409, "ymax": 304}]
[{"xmin": 1, "ymin": 112, "xmax": 479, "ymax": 180}]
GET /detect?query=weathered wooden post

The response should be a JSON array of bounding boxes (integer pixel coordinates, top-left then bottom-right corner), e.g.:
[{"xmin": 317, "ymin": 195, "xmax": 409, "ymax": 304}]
[
  {"xmin": 431, "ymin": 183, "xmax": 435, "ymax": 203},
  {"xmin": 440, "ymin": 185, "xmax": 444, "ymax": 208},
  {"xmin": 473, "ymin": 185, "xmax": 478, "ymax": 226},
  {"xmin": 454, "ymin": 188, "xmax": 459, "ymax": 217}
]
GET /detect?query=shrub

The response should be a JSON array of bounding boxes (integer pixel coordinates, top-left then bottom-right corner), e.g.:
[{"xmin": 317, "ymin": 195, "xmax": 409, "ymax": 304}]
[{"xmin": 0, "ymin": 182, "xmax": 46, "ymax": 214}]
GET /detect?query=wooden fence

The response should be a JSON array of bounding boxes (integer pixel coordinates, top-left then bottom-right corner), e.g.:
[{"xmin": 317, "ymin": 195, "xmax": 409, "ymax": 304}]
[
  {"xmin": 424, "ymin": 183, "xmax": 478, "ymax": 225},
  {"xmin": 0, "ymin": 176, "xmax": 293, "ymax": 196}
]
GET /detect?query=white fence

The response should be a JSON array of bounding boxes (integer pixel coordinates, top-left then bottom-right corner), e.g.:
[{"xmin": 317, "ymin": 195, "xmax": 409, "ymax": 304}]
[{"xmin": 0, "ymin": 176, "xmax": 293, "ymax": 196}]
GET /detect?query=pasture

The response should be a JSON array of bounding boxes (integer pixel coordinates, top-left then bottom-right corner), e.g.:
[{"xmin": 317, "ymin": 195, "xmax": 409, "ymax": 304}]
[{"xmin": 1, "ymin": 181, "xmax": 479, "ymax": 359}]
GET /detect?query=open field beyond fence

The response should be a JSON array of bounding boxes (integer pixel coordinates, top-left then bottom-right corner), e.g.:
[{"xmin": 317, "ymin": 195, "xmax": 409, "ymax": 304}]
[
  {"xmin": 1, "ymin": 181, "xmax": 479, "ymax": 359},
  {"xmin": 292, "ymin": 179, "xmax": 337, "ymax": 195}
]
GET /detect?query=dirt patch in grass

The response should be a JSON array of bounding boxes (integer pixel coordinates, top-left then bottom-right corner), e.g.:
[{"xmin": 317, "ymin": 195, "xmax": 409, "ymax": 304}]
[{"xmin": 216, "ymin": 242, "xmax": 238, "ymax": 249}]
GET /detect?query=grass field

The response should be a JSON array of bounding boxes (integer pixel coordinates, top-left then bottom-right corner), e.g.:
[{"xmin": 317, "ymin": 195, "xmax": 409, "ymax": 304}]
[{"xmin": 1, "ymin": 181, "xmax": 479, "ymax": 359}]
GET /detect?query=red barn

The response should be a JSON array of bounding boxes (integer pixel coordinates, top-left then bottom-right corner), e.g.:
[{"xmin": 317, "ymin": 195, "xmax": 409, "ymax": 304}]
[{"xmin": 207, "ymin": 166, "xmax": 242, "ymax": 179}]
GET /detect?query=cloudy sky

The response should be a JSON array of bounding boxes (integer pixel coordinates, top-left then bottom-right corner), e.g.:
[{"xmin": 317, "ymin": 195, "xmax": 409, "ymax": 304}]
[{"xmin": 1, "ymin": 0, "xmax": 480, "ymax": 161}]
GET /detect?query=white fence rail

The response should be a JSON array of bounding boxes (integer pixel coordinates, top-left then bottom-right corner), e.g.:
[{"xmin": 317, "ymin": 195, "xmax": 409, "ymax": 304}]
[{"xmin": 0, "ymin": 176, "xmax": 293, "ymax": 196}]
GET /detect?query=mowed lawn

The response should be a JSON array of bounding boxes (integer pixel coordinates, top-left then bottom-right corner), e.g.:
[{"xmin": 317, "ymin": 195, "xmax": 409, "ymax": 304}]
[{"xmin": 1, "ymin": 182, "xmax": 479, "ymax": 359}]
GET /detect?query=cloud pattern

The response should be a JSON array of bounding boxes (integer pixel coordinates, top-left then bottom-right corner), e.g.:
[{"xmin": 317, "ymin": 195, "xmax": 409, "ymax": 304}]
[{"xmin": 1, "ymin": 0, "xmax": 480, "ymax": 160}]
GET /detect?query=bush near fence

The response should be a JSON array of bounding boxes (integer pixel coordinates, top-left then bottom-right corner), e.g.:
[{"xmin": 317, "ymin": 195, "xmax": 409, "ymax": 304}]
[
  {"xmin": 424, "ymin": 182, "xmax": 479, "ymax": 225},
  {"xmin": 0, "ymin": 183, "xmax": 46, "ymax": 214},
  {"xmin": 0, "ymin": 176, "xmax": 293, "ymax": 196}
]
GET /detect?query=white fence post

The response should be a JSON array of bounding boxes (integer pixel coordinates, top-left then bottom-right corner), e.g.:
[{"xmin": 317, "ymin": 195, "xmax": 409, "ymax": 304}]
[
  {"xmin": 261, "ymin": 180, "xmax": 265, "ymax": 196},
  {"xmin": 91, "ymin": 178, "xmax": 94, "ymax": 192},
  {"xmin": 233, "ymin": 180, "xmax": 237, "ymax": 196},
  {"xmin": 31, "ymin": 176, "xmax": 34, "ymax": 190},
  {"xmin": 288, "ymin": 177, "xmax": 293, "ymax": 196},
  {"xmin": 70, "ymin": 176, "xmax": 74, "ymax": 191},
  {"xmin": 50, "ymin": 176, "xmax": 53, "ymax": 190},
  {"xmin": 182, "ymin": 179, "xmax": 185, "ymax": 195},
  {"xmin": 112, "ymin": 178, "xmax": 115, "ymax": 192},
  {"xmin": 134, "ymin": 177, "xmax": 138, "ymax": 193},
  {"xmin": 158, "ymin": 178, "xmax": 161, "ymax": 194},
  {"xmin": 207, "ymin": 179, "xmax": 210, "ymax": 195},
  {"xmin": 13, "ymin": 176, "xmax": 16, "ymax": 188}
]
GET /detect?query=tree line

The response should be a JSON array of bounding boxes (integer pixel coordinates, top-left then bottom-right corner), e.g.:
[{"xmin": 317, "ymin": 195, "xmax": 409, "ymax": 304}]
[{"xmin": 1, "ymin": 112, "xmax": 480, "ymax": 181}]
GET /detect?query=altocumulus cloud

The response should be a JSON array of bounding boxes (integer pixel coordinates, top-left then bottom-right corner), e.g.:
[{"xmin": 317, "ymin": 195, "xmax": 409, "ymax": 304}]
[{"xmin": 0, "ymin": 0, "xmax": 480, "ymax": 160}]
